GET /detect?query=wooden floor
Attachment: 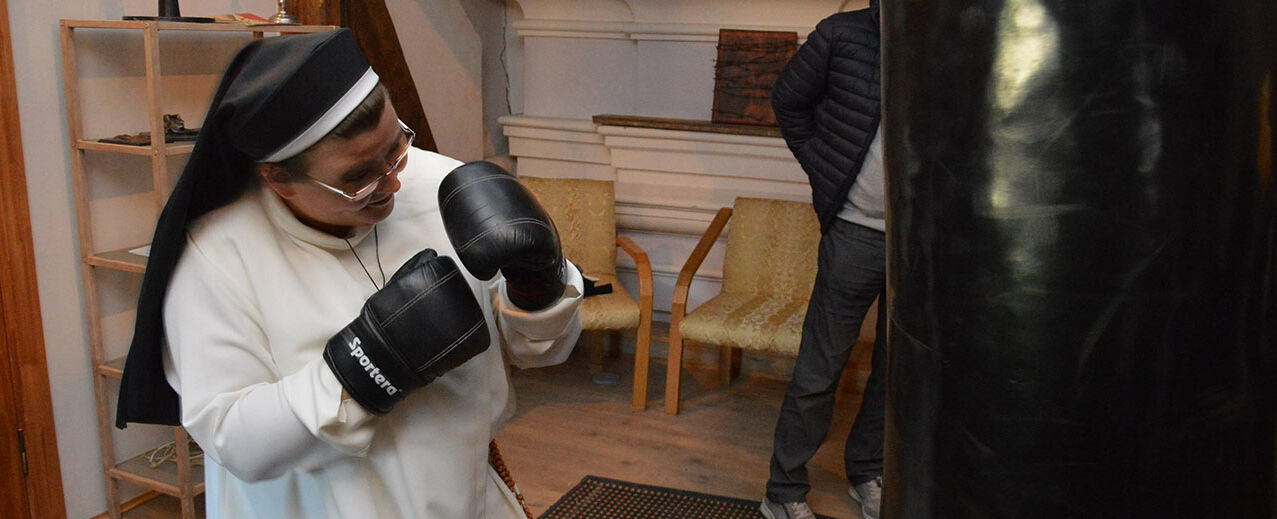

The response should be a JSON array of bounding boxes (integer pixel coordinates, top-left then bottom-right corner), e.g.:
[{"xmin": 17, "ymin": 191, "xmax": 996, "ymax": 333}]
[
  {"xmin": 497, "ymin": 339, "xmax": 866, "ymax": 519},
  {"xmin": 117, "ymin": 339, "xmax": 868, "ymax": 519}
]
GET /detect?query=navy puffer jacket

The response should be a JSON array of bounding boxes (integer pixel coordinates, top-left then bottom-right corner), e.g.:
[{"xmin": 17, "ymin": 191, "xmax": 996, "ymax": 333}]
[{"xmin": 771, "ymin": 8, "xmax": 881, "ymax": 232}]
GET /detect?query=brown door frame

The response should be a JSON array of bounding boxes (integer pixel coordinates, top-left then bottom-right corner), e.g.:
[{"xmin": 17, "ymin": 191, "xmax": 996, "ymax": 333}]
[{"xmin": 0, "ymin": 0, "xmax": 67, "ymax": 517}]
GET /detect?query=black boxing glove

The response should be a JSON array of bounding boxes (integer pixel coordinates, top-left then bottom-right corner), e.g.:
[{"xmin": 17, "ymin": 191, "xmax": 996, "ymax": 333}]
[
  {"xmin": 438, "ymin": 161, "xmax": 566, "ymax": 311},
  {"xmin": 323, "ymin": 249, "xmax": 490, "ymax": 415}
]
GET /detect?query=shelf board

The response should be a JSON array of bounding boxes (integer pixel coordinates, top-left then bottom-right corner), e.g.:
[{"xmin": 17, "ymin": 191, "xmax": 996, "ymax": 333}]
[
  {"xmin": 76, "ymin": 140, "xmax": 154, "ymax": 156},
  {"xmin": 86, "ymin": 246, "xmax": 149, "ymax": 273},
  {"xmin": 166, "ymin": 143, "xmax": 196, "ymax": 156},
  {"xmin": 62, "ymin": 19, "xmax": 336, "ymax": 33},
  {"xmin": 76, "ymin": 139, "xmax": 195, "ymax": 156},
  {"xmin": 99, "ymin": 356, "xmax": 127, "ymax": 379},
  {"xmin": 108, "ymin": 448, "xmax": 206, "ymax": 498}
]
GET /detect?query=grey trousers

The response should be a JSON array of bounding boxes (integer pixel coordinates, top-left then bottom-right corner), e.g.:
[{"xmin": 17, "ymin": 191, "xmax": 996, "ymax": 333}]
[{"xmin": 766, "ymin": 218, "xmax": 887, "ymax": 503}]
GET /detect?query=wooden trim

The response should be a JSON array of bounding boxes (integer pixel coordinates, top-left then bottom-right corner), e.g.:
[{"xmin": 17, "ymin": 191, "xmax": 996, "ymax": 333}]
[
  {"xmin": 293, "ymin": 0, "xmax": 343, "ymax": 26},
  {"xmin": 0, "ymin": 1, "xmax": 67, "ymax": 517},
  {"xmin": 664, "ymin": 207, "xmax": 732, "ymax": 415},
  {"xmin": 617, "ymin": 236, "xmax": 654, "ymax": 411}
]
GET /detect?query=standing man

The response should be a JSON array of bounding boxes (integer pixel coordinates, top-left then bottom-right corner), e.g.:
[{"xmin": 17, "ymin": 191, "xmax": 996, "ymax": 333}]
[
  {"xmin": 760, "ymin": 2, "xmax": 885, "ymax": 519},
  {"xmin": 116, "ymin": 29, "xmax": 583, "ymax": 518}
]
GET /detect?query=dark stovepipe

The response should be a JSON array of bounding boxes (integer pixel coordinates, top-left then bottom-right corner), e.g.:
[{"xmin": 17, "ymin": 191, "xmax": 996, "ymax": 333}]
[{"xmin": 123, "ymin": 0, "xmax": 215, "ymax": 23}]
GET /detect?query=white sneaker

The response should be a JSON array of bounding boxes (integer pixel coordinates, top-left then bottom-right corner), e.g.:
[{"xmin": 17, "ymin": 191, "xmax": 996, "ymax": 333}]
[
  {"xmin": 760, "ymin": 495, "xmax": 817, "ymax": 519},
  {"xmin": 848, "ymin": 476, "xmax": 882, "ymax": 519}
]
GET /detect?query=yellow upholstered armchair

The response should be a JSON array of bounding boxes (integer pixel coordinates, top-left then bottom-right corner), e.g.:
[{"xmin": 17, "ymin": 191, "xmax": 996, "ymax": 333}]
[
  {"xmin": 663, "ymin": 197, "xmax": 821, "ymax": 415},
  {"xmin": 519, "ymin": 176, "xmax": 655, "ymax": 411}
]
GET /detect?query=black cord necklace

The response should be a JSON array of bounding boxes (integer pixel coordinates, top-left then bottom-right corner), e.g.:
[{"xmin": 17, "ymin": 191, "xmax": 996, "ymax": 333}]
[{"xmin": 345, "ymin": 225, "xmax": 386, "ymax": 290}]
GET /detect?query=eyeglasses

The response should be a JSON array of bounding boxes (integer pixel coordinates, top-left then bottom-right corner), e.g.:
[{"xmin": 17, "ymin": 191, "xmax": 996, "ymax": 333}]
[{"xmin": 306, "ymin": 120, "xmax": 416, "ymax": 202}]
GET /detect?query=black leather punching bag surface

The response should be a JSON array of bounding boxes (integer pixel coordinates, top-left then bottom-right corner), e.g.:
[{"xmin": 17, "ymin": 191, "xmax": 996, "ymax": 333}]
[{"xmin": 882, "ymin": 1, "xmax": 1276, "ymax": 517}]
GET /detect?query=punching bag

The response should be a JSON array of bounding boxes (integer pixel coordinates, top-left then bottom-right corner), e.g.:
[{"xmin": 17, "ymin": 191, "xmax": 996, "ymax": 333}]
[{"xmin": 883, "ymin": 1, "xmax": 1276, "ymax": 517}]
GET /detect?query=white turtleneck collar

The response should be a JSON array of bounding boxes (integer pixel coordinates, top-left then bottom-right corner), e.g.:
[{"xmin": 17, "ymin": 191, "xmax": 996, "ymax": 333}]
[{"xmin": 258, "ymin": 184, "xmax": 375, "ymax": 250}]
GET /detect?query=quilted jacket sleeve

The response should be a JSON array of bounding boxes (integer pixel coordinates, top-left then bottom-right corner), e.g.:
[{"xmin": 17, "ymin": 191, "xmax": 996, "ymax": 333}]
[{"xmin": 771, "ymin": 19, "xmax": 834, "ymax": 159}]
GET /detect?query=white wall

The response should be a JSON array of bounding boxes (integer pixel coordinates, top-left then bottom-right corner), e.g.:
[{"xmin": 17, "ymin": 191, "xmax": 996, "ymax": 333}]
[
  {"xmin": 457, "ymin": 0, "xmax": 512, "ymax": 158},
  {"xmin": 390, "ymin": 0, "xmax": 484, "ymax": 161},
  {"xmin": 7, "ymin": 1, "xmax": 483, "ymax": 516}
]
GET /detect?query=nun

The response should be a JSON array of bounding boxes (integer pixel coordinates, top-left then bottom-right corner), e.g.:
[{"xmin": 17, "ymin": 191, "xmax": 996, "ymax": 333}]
[{"xmin": 114, "ymin": 29, "xmax": 583, "ymax": 519}]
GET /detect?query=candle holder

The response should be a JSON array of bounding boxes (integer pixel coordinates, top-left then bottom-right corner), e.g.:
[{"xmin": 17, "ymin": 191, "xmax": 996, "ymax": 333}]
[
  {"xmin": 123, "ymin": 0, "xmax": 215, "ymax": 23},
  {"xmin": 269, "ymin": 0, "xmax": 300, "ymax": 25}
]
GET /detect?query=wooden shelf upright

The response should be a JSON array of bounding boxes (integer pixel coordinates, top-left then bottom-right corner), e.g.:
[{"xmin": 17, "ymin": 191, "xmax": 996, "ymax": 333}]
[{"xmin": 59, "ymin": 19, "xmax": 335, "ymax": 519}]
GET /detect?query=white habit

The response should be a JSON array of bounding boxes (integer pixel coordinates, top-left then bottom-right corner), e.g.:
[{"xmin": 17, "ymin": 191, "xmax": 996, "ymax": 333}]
[{"xmin": 162, "ymin": 149, "xmax": 583, "ymax": 518}]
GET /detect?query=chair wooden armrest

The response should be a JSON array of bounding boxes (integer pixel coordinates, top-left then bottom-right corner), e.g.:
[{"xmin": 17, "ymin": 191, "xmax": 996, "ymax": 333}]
[
  {"xmin": 617, "ymin": 236, "xmax": 654, "ymax": 411},
  {"xmin": 672, "ymin": 207, "xmax": 732, "ymax": 320},
  {"xmin": 616, "ymin": 236, "xmax": 652, "ymax": 304},
  {"xmin": 665, "ymin": 207, "xmax": 732, "ymax": 414}
]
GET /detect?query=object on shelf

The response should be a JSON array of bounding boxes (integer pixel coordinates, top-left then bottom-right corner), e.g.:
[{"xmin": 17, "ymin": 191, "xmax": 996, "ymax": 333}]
[
  {"xmin": 123, "ymin": 0, "xmax": 215, "ymax": 23},
  {"xmin": 144, "ymin": 440, "xmax": 204, "ymax": 469},
  {"xmin": 164, "ymin": 114, "xmax": 200, "ymax": 139},
  {"xmin": 269, "ymin": 0, "xmax": 299, "ymax": 25},
  {"xmin": 97, "ymin": 114, "xmax": 200, "ymax": 146},
  {"xmin": 211, "ymin": 13, "xmax": 275, "ymax": 26},
  {"xmin": 711, "ymin": 29, "xmax": 797, "ymax": 126}
]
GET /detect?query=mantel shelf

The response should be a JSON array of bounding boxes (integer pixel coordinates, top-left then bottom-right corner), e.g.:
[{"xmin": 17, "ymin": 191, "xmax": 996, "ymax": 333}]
[{"xmin": 592, "ymin": 114, "xmax": 782, "ymax": 138}]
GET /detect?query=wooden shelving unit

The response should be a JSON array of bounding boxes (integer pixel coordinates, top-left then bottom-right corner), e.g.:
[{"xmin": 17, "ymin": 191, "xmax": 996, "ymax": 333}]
[{"xmin": 60, "ymin": 19, "xmax": 335, "ymax": 519}]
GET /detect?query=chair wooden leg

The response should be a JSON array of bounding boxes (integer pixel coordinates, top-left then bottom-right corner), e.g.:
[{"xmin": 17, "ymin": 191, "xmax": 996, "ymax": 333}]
[
  {"xmin": 586, "ymin": 331, "xmax": 605, "ymax": 375},
  {"xmin": 631, "ymin": 319, "xmax": 652, "ymax": 411},
  {"xmin": 607, "ymin": 330, "xmax": 623, "ymax": 360},
  {"xmin": 719, "ymin": 345, "xmax": 741, "ymax": 386},
  {"xmin": 664, "ymin": 324, "xmax": 685, "ymax": 415}
]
